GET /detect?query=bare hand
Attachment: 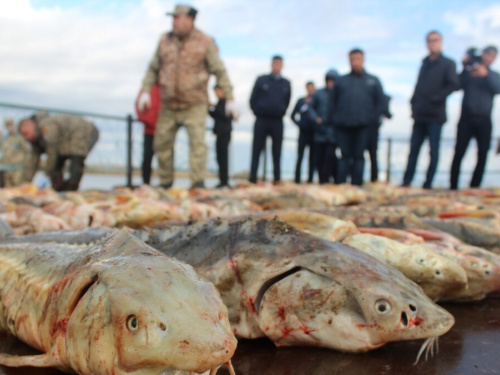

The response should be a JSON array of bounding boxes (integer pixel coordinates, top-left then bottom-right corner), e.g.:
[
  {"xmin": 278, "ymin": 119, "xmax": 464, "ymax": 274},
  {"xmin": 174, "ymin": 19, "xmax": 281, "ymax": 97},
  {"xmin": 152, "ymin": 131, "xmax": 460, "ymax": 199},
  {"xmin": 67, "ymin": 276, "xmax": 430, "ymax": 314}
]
[
  {"xmin": 472, "ymin": 64, "xmax": 488, "ymax": 78},
  {"xmin": 316, "ymin": 118, "xmax": 323, "ymax": 124}
]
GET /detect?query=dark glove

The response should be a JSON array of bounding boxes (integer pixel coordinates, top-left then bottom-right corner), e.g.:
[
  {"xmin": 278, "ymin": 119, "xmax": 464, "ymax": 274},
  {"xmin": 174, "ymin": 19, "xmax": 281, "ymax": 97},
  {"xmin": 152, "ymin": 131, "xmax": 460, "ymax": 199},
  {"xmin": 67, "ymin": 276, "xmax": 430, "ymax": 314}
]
[{"xmin": 50, "ymin": 174, "xmax": 64, "ymax": 191}]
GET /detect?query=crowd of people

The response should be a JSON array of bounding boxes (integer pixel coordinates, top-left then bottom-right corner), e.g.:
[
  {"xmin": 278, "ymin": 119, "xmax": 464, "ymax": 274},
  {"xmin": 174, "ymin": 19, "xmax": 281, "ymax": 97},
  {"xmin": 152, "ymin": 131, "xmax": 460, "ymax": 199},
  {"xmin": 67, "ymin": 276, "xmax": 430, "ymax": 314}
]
[{"xmin": 1, "ymin": 4, "xmax": 499, "ymax": 191}]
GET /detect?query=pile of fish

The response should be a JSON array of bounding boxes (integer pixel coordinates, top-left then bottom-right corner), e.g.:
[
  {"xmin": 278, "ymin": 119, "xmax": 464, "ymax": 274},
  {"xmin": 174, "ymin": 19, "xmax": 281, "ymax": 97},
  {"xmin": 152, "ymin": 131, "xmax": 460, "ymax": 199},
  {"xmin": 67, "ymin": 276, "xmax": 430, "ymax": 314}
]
[{"xmin": 1, "ymin": 181, "xmax": 500, "ymax": 374}]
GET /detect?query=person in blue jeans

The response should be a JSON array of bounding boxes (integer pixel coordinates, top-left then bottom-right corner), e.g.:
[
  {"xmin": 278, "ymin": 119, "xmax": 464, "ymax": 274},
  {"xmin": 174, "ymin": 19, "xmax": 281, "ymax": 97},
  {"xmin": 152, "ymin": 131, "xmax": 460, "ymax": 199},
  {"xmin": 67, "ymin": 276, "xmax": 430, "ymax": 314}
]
[{"xmin": 402, "ymin": 30, "xmax": 459, "ymax": 189}]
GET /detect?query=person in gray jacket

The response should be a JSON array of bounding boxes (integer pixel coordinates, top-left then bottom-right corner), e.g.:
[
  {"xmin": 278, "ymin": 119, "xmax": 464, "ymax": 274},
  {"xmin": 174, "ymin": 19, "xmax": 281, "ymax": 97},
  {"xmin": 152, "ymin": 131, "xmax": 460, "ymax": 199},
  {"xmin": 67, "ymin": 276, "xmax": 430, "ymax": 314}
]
[
  {"xmin": 308, "ymin": 69, "xmax": 339, "ymax": 184},
  {"xmin": 332, "ymin": 49, "xmax": 385, "ymax": 186}
]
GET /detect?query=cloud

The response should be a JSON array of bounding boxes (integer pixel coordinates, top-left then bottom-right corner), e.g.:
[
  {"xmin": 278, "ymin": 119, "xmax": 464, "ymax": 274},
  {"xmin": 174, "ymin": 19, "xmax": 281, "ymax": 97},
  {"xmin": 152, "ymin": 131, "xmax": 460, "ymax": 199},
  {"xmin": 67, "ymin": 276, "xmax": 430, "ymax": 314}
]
[{"xmin": 1, "ymin": 0, "xmax": 500, "ymax": 185}]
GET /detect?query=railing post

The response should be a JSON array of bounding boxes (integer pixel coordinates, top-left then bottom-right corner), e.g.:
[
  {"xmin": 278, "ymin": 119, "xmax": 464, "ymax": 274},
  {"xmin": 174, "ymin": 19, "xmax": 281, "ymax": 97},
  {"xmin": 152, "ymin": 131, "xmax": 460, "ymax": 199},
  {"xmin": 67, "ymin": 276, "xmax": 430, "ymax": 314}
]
[
  {"xmin": 386, "ymin": 137, "xmax": 392, "ymax": 183},
  {"xmin": 126, "ymin": 114, "xmax": 133, "ymax": 188}
]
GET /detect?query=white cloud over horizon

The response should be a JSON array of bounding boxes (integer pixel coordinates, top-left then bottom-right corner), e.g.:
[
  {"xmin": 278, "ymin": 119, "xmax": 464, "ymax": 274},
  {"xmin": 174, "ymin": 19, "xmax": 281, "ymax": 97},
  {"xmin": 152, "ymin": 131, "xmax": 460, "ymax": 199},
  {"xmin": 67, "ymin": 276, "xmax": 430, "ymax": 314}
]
[{"xmin": 1, "ymin": 0, "xmax": 499, "ymax": 174}]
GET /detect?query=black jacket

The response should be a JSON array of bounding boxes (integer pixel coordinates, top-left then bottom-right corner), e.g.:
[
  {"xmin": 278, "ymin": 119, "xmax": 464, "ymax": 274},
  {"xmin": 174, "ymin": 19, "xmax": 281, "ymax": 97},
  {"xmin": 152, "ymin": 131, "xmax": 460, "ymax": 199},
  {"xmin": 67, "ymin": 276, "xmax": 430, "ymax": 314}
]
[
  {"xmin": 460, "ymin": 67, "xmax": 500, "ymax": 118},
  {"xmin": 308, "ymin": 87, "xmax": 335, "ymax": 143},
  {"xmin": 411, "ymin": 53, "xmax": 459, "ymax": 123},
  {"xmin": 250, "ymin": 74, "xmax": 291, "ymax": 118},
  {"xmin": 332, "ymin": 71, "xmax": 385, "ymax": 127},
  {"xmin": 291, "ymin": 97, "xmax": 315, "ymax": 131},
  {"xmin": 208, "ymin": 99, "xmax": 232, "ymax": 135}
]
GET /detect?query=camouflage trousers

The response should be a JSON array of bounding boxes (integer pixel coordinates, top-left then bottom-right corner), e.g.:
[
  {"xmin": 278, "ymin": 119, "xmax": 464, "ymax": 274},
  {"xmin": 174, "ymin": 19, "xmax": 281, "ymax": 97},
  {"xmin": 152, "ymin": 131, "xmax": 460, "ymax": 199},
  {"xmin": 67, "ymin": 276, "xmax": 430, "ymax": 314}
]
[
  {"xmin": 2, "ymin": 169, "xmax": 26, "ymax": 187},
  {"xmin": 153, "ymin": 104, "xmax": 208, "ymax": 187}
]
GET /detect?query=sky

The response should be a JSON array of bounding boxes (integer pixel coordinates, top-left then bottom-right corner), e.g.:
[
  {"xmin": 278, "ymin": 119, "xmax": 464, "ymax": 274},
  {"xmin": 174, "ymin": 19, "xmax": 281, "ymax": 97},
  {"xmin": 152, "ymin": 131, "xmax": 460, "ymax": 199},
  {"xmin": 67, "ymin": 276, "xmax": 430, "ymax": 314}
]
[{"xmin": 0, "ymin": 0, "xmax": 500, "ymax": 184}]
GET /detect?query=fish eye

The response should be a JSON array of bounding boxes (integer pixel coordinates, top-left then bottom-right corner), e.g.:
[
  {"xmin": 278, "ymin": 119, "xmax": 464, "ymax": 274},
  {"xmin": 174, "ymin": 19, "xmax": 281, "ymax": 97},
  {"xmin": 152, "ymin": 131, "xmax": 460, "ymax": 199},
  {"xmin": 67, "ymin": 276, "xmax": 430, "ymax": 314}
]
[
  {"xmin": 375, "ymin": 299, "xmax": 392, "ymax": 314},
  {"xmin": 126, "ymin": 315, "xmax": 139, "ymax": 331}
]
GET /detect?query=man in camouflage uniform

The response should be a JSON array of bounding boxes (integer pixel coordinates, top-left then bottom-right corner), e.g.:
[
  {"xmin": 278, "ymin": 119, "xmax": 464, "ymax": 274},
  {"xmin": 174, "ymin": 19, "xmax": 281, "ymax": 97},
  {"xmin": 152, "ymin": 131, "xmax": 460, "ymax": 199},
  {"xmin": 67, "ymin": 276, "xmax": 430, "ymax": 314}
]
[
  {"xmin": 138, "ymin": 4, "xmax": 236, "ymax": 189},
  {"xmin": 18, "ymin": 111, "xmax": 99, "ymax": 191},
  {"xmin": 0, "ymin": 117, "xmax": 31, "ymax": 187}
]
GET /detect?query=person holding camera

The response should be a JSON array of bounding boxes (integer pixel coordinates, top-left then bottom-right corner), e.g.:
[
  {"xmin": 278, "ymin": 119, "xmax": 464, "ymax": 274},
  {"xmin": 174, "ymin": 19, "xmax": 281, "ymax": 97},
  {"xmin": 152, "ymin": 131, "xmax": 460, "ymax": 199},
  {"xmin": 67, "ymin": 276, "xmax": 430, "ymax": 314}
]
[
  {"xmin": 401, "ymin": 31, "xmax": 459, "ymax": 189},
  {"xmin": 450, "ymin": 46, "xmax": 500, "ymax": 189}
]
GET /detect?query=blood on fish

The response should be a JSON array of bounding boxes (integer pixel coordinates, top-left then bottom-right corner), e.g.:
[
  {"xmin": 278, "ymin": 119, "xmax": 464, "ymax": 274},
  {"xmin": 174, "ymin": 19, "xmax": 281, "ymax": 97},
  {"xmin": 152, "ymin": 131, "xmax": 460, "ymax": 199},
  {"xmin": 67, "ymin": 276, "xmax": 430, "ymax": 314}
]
[
  {"xmin": 300, "ymin": 325, "xmax": 316, "ymax": 335},
  {"xmin": 277, "ymin": 306, "xmax": 286, "ymax": 321},
  {"xmin": 318, "ymin": 290, "xmax": 335, "ymax": 307},
  {"xmin": 280, "ymin": 326, "xmax": 295, "ymax": 338},
  {"xmin": 302, "ymin": 288, "xmax": 322, "ymax": 299},
  {"xmin": 247, "ymin": 297, "xmax": 257, "ymax": 314},
  {"xmin": 409, "ymin": 317, "xmax": 424, "ymax": 327},
  {"xmin": 51, "ymin": 318, "xmax": 69, "ymax": 337}
]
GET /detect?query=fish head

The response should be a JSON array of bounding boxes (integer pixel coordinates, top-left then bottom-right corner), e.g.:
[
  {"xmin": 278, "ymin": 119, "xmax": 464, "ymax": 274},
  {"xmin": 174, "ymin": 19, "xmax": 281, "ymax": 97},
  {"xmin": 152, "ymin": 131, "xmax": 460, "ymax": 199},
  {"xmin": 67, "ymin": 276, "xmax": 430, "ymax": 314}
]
[
  {"xmin": 66, "ymin": 231, "xmax": 236, "ymax": 374},
  {"xmin": 343, "ymin": 234, "xmax": 468, "ymax": 301},
  {"xmin": 258, "ymin": 250, "xmax": 454, "ymax": 353},
  {"xmin": 403, "ymin": 243, "xmax": 468, "ymax": 300}
]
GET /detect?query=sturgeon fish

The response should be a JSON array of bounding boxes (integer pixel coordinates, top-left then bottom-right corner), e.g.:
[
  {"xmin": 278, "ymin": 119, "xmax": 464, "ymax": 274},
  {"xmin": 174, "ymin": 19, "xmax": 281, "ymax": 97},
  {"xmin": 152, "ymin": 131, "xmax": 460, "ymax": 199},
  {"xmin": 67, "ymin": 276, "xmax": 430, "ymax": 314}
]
[
  {"xmin": 0, "ymin": 229, "xmax": 236, "ymax": 375},
  {"xmin": 135, "ymin": 217, "xmax": 455, "ymax": 358}
]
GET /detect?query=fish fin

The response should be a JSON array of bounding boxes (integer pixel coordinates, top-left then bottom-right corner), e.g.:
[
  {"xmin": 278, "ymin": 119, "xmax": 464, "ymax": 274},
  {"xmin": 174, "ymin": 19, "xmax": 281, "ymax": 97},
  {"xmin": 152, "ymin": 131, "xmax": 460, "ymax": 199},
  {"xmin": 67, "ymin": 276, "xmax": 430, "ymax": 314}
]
[{"xmin": 0, "ymin": 353, "xmax": 61, "ymax": 368}]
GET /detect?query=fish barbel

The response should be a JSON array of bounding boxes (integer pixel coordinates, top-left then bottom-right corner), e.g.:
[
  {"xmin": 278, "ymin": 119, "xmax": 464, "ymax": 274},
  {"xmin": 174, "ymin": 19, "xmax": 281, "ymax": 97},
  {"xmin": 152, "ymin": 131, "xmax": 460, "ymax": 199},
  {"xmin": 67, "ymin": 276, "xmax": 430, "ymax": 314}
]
[
  {"xmin": 0, "ymin": 229, "xmax": 237, "ymax": 375},
  {"xmin": 136, "ymin": 217, "xmax": 455, "ymax": 354}
]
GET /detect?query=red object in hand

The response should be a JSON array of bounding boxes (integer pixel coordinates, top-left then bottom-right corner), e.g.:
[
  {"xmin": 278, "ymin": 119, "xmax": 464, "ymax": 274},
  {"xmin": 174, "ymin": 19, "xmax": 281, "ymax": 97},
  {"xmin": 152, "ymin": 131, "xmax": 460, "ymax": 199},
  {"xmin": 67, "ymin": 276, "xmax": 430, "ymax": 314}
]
[{"xmin": 135, "ymin": 84, "xmax": 161, "ymax": 135}]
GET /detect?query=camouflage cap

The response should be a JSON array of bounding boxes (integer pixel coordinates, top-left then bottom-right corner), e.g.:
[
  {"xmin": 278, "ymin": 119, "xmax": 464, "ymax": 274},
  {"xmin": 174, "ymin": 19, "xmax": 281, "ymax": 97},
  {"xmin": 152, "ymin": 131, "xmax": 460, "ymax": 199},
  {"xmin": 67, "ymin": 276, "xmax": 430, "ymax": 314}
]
[
  {"xmin": 166, "ymin": 4, "xmax": 198, "ymax": 18},
  {"xmin": 4, "ymin": 117, "xmax": 15, "ymax": 126}
]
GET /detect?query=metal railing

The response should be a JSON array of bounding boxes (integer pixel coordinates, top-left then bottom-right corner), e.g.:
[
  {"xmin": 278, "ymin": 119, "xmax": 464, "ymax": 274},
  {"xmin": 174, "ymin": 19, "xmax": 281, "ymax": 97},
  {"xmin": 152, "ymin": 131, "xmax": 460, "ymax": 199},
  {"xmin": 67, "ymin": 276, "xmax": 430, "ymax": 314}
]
[{"xmin": 1, "ymin": 101, "xmax": 499, "ymax": 188}]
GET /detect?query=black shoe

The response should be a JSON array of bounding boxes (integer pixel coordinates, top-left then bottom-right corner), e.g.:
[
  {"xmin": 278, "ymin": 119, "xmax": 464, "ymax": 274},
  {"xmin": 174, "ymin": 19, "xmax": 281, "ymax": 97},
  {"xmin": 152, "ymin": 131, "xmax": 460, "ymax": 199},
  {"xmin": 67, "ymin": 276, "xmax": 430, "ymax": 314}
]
[
  {"xmin": 216, "ymin": 183, "xmax": 232, "ymax": 189},
  {"xmin": 191, "ymin": 181, "xmax": 205, "ymax": 189},
  {"xmin": 159, "ymin": 183, "xmax": 173, "ymax": 189}
]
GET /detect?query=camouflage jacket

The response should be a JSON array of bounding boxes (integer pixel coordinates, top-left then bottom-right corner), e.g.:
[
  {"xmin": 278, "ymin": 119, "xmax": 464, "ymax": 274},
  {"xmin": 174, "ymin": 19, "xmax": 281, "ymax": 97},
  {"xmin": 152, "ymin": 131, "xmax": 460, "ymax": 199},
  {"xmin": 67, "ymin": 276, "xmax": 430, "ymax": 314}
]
[
  {"xmin": 28, "ymin": 114, "xmax": 99, "ymax": 179},
  {"xmin": 0, "ymin": 132, "xmax": 32, "ymax": 167},
  {"xmin": 141, "ymin": 28, "xmax": 234, "ymax": 110}
]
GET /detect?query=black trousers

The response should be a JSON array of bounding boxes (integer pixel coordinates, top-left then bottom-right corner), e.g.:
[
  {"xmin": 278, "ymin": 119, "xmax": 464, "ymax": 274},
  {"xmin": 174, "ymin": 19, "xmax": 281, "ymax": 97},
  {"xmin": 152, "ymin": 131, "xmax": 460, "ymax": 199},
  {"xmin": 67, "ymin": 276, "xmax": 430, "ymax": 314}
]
[
  {"xmin": 315, "ymin": 142, "xmax": 338, "ymax": 184},
  {"xmin": 249, "ymin": 117, "xmax": 283, "ymax": 183},
  {"xmin": 366, "ymin": 125, "xmax": 380, "ymax": 182},
  {"xmin": 142, "ymin": 133, "xmax": 154, "ymax": 184},
  {"xmin": 53, "ymin": 155, "xmax": 86, "ymax": 191},
  {"xmin": 450, "ymin": 115, "xmax": 492, "ymax": 189},
  {"xmin": 216, "ymin": 131, "xmax": 231, "ymax": 185},
  {"xmin": 295, "ymin": 129, "xmax": 315, "ymax": 183},
  {"xmin": 336, "ymin": 126, "xmax": 370, "ymax": 186}
]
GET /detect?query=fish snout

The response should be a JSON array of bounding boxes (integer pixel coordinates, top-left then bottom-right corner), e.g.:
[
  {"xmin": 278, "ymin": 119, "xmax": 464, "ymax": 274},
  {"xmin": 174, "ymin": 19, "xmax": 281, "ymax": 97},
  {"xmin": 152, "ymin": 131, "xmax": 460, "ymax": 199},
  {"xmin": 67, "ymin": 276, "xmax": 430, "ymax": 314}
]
[
  {"xmin": 176, "ymin": 335, "xmax": 236, "ymax": 372},
  {"xmin": 397, "ymin": 300, "xmax": 454, "ymax": 340},
  {"xmin": 398, "ymin": 302, "xmax": 420, "ymax": 329}
]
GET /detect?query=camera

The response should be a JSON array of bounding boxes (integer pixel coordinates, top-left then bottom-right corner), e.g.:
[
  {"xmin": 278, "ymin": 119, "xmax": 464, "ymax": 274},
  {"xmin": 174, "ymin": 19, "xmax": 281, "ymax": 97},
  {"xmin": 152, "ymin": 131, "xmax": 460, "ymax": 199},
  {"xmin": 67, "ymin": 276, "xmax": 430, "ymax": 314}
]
[{"xmin": 464, "ymin": 47, "xmax": 483, "ymax": 70}]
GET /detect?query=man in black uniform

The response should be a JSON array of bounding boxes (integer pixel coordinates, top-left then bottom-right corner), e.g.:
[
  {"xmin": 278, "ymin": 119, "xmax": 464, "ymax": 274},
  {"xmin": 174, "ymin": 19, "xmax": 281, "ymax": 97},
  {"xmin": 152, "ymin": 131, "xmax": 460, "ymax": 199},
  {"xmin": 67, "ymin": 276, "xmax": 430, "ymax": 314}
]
[
  {"xmin": 332, "ymin": 49, "xmax": 385, "ymax": 186},
  {"xmin": 209, "ymin": 85, "xmax": 234, "ymax": 188},
  {"xmin": 450, "ymin": 46, "xmax": 500, "ymax": 189},
  {"xmin": 249, "ymin": 55, "xmax": 291, "ymax": 184},
  {"xmin": 402, "ymin": 30, "xmax": 459, "ymax": 189},
  {"xmin": 290, "ymin": 81, "xmax": 316, "ymax": 183}
]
